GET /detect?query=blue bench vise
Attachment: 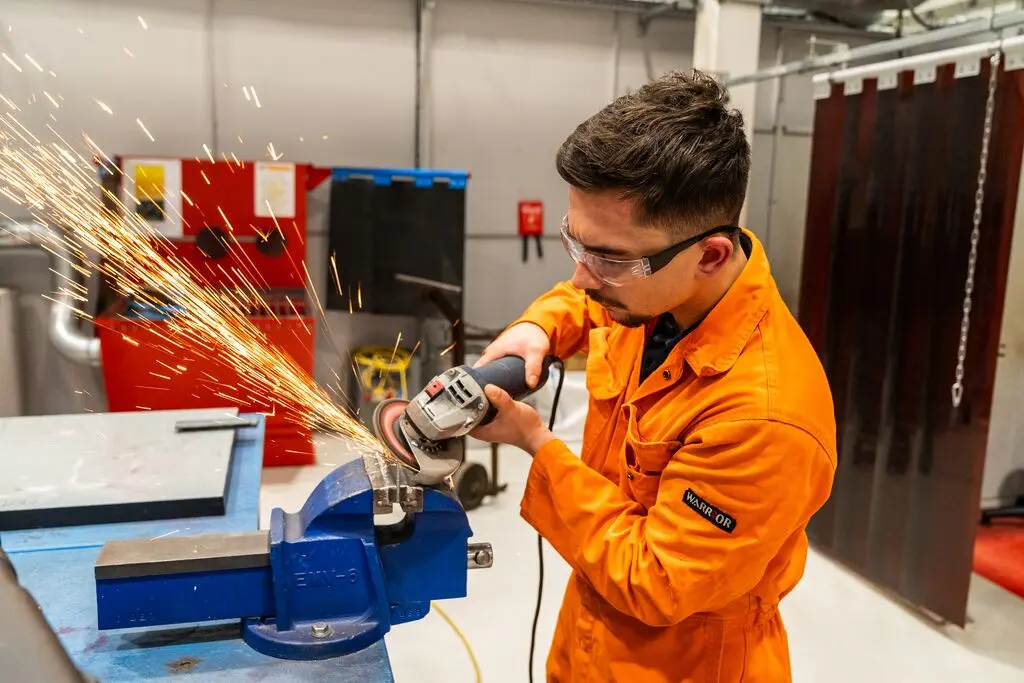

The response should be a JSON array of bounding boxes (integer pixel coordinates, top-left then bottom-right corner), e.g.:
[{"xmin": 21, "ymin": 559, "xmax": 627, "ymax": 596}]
[{"xmin": 93, "ymin": 452, "xmax": 492, "ymax": 661}]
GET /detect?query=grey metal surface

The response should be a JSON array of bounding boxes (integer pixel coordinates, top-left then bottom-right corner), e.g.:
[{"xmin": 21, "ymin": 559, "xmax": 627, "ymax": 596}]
[
  {"xmin": 0, "ymin": 408, "xmax": 239, "ymax": 530},
  {"xmin": 95, "ymin": 531, "xmax": 270, "ymax": 580}
]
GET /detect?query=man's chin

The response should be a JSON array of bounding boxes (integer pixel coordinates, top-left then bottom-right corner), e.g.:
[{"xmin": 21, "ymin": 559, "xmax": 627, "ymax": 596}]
[{"xmin": 607, "ymin": 308, "xmax": 651, "ymax": 328}]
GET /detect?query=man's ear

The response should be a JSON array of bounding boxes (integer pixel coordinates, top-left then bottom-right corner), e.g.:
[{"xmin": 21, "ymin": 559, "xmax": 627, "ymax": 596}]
[{"xmin": 696, "ymin": 235, "xmax": 735, "ymax": 274}]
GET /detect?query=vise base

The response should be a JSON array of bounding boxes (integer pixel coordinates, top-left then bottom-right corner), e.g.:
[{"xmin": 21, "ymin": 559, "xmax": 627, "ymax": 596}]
[{"xmin": 94, "ymin": 454, "xmax": 491, "ymax": 661}]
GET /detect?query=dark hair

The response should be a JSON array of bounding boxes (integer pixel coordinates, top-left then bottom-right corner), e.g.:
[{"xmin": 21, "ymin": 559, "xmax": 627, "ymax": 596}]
[{"xmin": 555, "ymin": 69, "xmax": 750, "ymax": 235}]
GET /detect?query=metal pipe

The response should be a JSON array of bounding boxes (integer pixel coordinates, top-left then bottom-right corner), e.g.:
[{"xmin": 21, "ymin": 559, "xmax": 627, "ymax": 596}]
[
  {"xmin": 0, "ymin": 288, "xmax": 22, "ymax": 417},
  {"xmin": 765, "ymin": 27, "xmax": 785, "ymax": 252},
  {"xmin": 818, "ymin": 34, "xmax": 1023, "ymax": 83},
  {"xmin": 0, "ymin": 221, "xmax": 101, "ymax": 365},
  {"xmin": 725, "ymin": 8, "xmax": 1024, "ymax": 86}
]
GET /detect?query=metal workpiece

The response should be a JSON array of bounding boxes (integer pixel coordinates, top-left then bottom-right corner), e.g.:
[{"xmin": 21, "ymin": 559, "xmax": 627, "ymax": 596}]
[
  {"xmin": 0, "ymin": 408, "xmax": 238, "ymax": 531},
  {"xmin": 361, "ymin": 450, "xmax": 428, "ymax": 514},
  {"xmin": 95, "ymin": 454, "xmax": 492, "ymax": 661},
  {"xmin": 174, "ymin": 415, "xmax": 261, "ymax": 432}
]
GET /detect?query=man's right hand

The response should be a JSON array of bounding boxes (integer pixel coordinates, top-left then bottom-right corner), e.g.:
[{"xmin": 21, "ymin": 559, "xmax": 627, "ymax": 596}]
[{"xmin": 474, "ymin": 322, "xmax": 552, "ymax": 389}]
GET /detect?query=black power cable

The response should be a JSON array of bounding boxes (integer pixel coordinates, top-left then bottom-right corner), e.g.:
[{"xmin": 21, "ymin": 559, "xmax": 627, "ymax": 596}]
[{"xmin": 529, "ymin": 359, "xmax": 565, "ymax": 683}]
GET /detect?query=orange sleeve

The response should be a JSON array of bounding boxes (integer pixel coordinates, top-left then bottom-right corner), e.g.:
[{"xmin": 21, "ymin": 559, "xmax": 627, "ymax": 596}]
[
  {"xmin": 520, "ymin": 420, "xmax": 836, "ymax": 627},
  {"xmin": 510, "ymin": 281, "xmax": 612, "ymax": 359}
]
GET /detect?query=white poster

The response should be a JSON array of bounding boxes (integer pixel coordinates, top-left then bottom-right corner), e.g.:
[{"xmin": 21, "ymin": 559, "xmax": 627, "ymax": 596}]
[
  {"xmin": 119, "ymin": 157, "xmax": 184, "ymax": 238},
  {"xmin": 254, "ymin": 161, "xmax": 296, "ymax": 219}
]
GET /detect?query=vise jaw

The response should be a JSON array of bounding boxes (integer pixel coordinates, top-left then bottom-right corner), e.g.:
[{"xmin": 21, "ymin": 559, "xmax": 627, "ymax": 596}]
[{"xmin": 94, "ymin": 452, "xmax": 492, "ymax": 661}]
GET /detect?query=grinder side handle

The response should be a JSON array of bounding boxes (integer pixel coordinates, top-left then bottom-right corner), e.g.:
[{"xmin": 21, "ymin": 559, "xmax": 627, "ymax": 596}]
[{"xmin": 467, "ymin": 354, "xmax": 558, "ymax": 425}]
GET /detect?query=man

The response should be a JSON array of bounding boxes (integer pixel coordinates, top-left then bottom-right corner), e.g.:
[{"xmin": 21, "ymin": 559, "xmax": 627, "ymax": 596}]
[{"xmin": 472, "ymin": 70, "xmax": 837, "ymax": 682}]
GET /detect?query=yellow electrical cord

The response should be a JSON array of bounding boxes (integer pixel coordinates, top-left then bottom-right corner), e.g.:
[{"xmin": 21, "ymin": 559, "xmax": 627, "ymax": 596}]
[{"xmin": 431, "ymin": 602, "xmax": 483, "ymax": 683}]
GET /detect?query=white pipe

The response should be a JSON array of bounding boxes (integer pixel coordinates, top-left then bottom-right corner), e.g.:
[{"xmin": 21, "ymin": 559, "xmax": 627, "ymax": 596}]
[
  {"xmin": 0, "ymin": 221, "xmax": 101, "ymax": 365},
  {"xmin": 818, "ymin": 34, "xmax": 1024, "ymax": 84},
  {"xmin": 726, "ymin": 8, "xmax": 1024, "ymax": 86}
]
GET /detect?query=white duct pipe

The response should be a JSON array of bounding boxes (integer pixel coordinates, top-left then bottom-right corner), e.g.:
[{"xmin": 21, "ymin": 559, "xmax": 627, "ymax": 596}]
[{"xmin": 0, "ymin": 221, "xmax": 101, "ymax": 365}]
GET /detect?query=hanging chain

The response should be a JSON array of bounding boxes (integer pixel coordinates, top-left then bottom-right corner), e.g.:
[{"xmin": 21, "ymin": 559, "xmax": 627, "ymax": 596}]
[{"xmin": 952, "ymin": 52, "xmax": 1000, "ymax": 409}]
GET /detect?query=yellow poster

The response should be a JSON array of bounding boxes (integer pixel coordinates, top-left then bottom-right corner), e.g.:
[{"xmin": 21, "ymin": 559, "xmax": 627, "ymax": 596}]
[
  {"xmin": 134, "ymin": 164, "xmax": 165, "ymax": 221},
  {"xmin": 255, "ymin": 162, "xmax": 296, "ymax": 219},
  {"xmin": 119, "ymin": 158, "xmax": 183, "ymax": 238}
]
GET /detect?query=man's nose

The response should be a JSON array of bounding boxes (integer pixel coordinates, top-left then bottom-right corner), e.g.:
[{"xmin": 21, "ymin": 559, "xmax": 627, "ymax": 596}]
[{"xmin": 571, "ymin": 262, "xmax": 602, "ymax": 290}]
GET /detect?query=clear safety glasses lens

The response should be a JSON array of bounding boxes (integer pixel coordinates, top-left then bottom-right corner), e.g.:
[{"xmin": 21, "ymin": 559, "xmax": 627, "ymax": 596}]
[{"xmin": 559, "ymin": 224, "xmax": 649, "ymax": 287}]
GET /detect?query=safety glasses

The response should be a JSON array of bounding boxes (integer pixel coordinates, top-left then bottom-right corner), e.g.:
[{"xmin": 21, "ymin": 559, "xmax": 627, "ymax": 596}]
[{"xmin": 560, "ymin": 214, "xmax": 741, "ymax": 287}]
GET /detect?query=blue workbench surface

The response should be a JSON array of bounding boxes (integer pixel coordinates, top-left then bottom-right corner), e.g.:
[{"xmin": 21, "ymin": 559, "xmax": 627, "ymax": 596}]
[{"xmin": 1, "ymin": 415, "xmax": 395, "ymax": 682}]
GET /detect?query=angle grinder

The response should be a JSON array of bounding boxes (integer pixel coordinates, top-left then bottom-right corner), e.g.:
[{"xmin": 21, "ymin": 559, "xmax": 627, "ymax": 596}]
[{"xmin": 372, "ymin": 355, "xmax": 556, "ymax": 486}]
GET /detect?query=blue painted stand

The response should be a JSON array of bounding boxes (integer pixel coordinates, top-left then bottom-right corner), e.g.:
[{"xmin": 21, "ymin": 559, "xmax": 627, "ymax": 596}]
[{"xmin": 0, "ymin": 416, "xmax": 395, "ymax": 682}]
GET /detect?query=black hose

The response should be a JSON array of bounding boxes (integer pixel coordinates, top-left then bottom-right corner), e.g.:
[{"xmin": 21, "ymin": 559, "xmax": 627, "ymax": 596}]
[{"xmin": 529, "ymin": 359, "xmax": 565, "ymax": 683}]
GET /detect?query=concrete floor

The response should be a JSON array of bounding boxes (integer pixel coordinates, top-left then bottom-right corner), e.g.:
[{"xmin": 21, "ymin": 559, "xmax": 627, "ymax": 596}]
[{"xmin": 260, "ymin": 377, "xmax": 1024, "ymax": 683}]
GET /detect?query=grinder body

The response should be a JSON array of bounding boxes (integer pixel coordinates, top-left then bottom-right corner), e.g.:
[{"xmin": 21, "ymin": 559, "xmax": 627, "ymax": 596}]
[{"xmin": 373, "ymin": 355, "xmax": 556, "ymax": 485}]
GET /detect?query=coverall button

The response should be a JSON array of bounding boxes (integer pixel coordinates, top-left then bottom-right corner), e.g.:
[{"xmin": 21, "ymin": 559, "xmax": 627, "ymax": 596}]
[
  {"xmin": 626, "ymin": 472, "xmax": 634, "ymax": 480},
  {"xmin": 662, "ymin": 369, "xmax": 671, "ymax": 380}
]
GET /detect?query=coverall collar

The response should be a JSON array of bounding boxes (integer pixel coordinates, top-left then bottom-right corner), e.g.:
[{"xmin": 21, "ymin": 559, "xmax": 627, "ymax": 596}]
[{"xmin": 678, "ymin": 229, "xmax": 772, "ymax": 378}]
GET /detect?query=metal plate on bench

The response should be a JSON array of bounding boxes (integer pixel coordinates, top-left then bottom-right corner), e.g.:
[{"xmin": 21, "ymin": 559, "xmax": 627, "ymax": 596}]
[{"xmin": 0, "ymin": 408, "xmax": 240, "ymax": 531}]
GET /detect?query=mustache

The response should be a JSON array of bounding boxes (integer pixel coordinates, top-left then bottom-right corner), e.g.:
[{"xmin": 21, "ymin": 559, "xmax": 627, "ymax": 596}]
[{"xmin": 585, "ymin": 290, "xmax": 622, "ymax": 308}]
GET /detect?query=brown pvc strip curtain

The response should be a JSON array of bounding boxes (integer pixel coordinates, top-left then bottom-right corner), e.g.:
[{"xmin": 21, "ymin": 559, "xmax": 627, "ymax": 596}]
[{"xmin": 798, "ymin": 58, "xmax": 1024, "ymax": 625}]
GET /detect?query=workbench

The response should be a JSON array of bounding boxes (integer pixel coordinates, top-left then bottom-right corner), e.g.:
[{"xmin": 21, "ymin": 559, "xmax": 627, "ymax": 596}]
[{"xmin": 1, "ymin": 411, "xmax": 396, "ymax": 682}]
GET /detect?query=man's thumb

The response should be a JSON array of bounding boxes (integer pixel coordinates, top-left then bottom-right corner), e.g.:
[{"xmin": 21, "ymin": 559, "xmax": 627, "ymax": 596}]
[
  {"xmin": 485, "ymin": 384, "xmax": 512, "ymax": 408},
  {"xmin": 525, "ymin": 353, "xmax": 543, "ymax": 388}
]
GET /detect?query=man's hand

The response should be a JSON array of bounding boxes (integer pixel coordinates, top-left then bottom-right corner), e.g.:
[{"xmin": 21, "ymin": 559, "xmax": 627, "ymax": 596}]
[
  {"xmin": 471, "ymin": 385, "xmax": 555, "ymax": 456},
  {"xmin": 475, "ymin": 322, "xmax": 551, "ymax": 389}
]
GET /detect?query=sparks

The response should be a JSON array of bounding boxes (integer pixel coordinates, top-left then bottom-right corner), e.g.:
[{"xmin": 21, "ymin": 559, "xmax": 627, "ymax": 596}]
[
  {"xmin": 48, "ymin": 70, "xmax": 56, "ymax": 78},
  {"xmin": 94, "ymin": 99, "xmax": 113, "ymax": 115},
  {"xmin": 243, "ymin": 86, "xmax": 251, "ymax": 101},
  {"xmin": 124, "ymin": 47, "xmax": 135, "ymax": 58},
  {"xmin": 2, "ymin": 53, "xmax": 22, "ymax": 72},
  {"xmin": 389, "ymin": 333, "xmax": 403, "ymax": 367},
  {"xmin": 138, "ymin": 16, "xmax": 149, "ymax": 29},
  {"xmin": 0, "ymin": 114, "xmax": 392, "ymax": 463},
  {"xmin": 42, "ymin": 91, "xmax": 59, "ymax": 109},
  {"xmin": 439, "ymin": 342, "xmax": 457, "ymax": 357},
  {"xmin": 329, "ymin": 251, "xmax": 342, "ymax": 295},
  {"xmin": 251, "ymin": 87, "xmax": 261, "ymax": 108},
  {"xmin": 203, "ymin": 143, "xmax": 215, "ymax": 163},
  {"xmin": 23, "ymin": 54, "xmax": 42, "ymax": 72},
  {"xmin": 136, "ymin": 118, "xmax": 154, "ymax": 142}
]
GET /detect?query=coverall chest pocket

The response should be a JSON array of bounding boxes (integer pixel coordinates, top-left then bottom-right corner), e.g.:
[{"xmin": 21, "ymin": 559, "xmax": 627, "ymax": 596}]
[
  {"xmin": 584, "ymin": 327, "xmax": 625, "ymax": 401},
  {"xmin": 621, "ymin": 403, "xmax": 680, "ymax": 510}
]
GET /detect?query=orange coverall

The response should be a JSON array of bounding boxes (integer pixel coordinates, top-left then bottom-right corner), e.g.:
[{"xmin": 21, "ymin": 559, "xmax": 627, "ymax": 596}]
[{"xmin": 515, "ymin": 231, "xmax": 837, "ymax": 682}]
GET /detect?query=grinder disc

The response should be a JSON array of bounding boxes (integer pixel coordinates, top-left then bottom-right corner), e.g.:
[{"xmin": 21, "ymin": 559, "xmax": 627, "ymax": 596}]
[{"xmin": 372, "ymin": 399, "xmax": 418, "ymax": 471}]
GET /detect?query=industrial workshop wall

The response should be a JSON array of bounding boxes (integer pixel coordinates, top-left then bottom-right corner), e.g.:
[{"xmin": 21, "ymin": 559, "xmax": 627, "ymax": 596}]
[
  {"xmin": 798, "ymin": 52, "xmax": 1024, "ymax": 626},
  {"xmin": 0, "ymin": 0, "xmax": 874, "ymax": 415}
]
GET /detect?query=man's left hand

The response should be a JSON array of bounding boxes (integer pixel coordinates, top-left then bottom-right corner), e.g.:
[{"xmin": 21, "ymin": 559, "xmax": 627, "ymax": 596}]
[{"xmin": 471, "ymin": 385, "xmax": 555, "ymax": 456}]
